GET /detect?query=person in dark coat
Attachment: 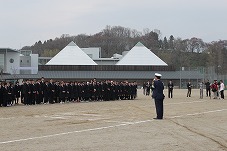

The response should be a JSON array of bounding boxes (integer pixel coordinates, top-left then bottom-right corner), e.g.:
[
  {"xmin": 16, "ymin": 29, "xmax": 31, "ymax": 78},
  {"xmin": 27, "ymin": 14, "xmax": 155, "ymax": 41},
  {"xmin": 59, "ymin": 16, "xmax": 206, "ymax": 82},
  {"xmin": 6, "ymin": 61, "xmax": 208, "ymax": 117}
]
[
  {"xmin": 22, "ymin": 80, "xmax": 30, "ymax": 105},
  {"xmin": 152, "ymin": 73, "xmax": 165, "ymax": 120},
  {"xmin": 29, "ymin": 80, "xmax": 37, "ymax": 105},
  {"xmin": 2, "ymin": 83, "xmax": 8, "ymax": 107},
  {"xmin": 54, "ymin": 81, "xmax": 60, "ymax": 103},
  {"xmin": 39, "ymin": 78, "xmax": 45, "ymax": 104},
  {"xmin": 205, "ymin": 79, "xmax": 211, "ymax": 97},
  {"xmin": 7, "ymin": 82, "xmax": 14, "ymax": 106},
  {"xmin": 67, "ymin": 82, "xmax": 74, "ymax": 102},
  {"xmin": 14, "ymin": 82, "xmax": 21, "ymax": 104},
  {"xmin": 187, "ymin": 81, "xmax": 192, "ymax": 97},
  {"xmin": 20, "ymin": 81, "xmax": 25, "ymax": 104},
  {"xmin": 35, "ymin": 80, "xmax": 42, "ymax": 104},
  {"xmin": 59, "ymin": 82, "xmax": 66, "ymax": 103},
  {"xmin": 0, "ymin": 82, "xmax": 3, "ymax": 106},
  {"xmin": 167, "ymin": 80, "xmax": 174, "ymax": 98},
  {"xmin": 48, "ymin": 79, "xmax": 55, "ymax": 104},
  {"xmin": 146, "ymin": 81, "xmax": 151, "ymax": 96},
  {"xmin": 43, "ymin": 81, "xmax": 49, "ymax": 104},
  {"xmin": 73, "ymin": 82, "xmax": 79, "ymax": 102}
]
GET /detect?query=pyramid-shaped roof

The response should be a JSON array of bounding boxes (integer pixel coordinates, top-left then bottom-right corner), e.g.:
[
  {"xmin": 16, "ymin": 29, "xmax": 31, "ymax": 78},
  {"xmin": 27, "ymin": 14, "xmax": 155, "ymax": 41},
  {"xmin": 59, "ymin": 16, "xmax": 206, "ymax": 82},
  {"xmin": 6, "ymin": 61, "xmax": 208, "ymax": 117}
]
[
  {"xmin": 116, "ymin": 42, "xmax": 167, "ymax": 66},
  {"xmin": 46, "ymin": 41, "xmax": 97, "ymax": 65}
]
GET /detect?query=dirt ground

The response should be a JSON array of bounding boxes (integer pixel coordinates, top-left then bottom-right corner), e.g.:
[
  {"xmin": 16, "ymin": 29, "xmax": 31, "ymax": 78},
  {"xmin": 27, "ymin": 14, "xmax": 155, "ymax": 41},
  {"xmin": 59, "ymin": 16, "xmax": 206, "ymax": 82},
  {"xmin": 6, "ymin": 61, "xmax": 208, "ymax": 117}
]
[{"xmin": 0, "ymin": 89, "xmax": 227, "ymax": 151}]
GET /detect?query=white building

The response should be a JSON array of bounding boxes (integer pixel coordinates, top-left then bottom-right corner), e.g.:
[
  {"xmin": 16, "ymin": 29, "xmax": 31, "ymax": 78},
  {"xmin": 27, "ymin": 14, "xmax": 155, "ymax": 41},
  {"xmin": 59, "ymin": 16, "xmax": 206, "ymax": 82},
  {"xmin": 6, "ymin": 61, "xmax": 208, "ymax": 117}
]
[
  {"xmin": 20, "ymin": 50, "xmax": 38, "ymax": 74},
  {"xmin": 0, "ymin": 48, "xmax": 20, "ymax": 75},
  {"xmin": 116, "ymin": 42, "xmax": 168, "ymax": 66},
  {"xmin": 46, "ymin": 42, "xmax": 97, "ymax": 65}
]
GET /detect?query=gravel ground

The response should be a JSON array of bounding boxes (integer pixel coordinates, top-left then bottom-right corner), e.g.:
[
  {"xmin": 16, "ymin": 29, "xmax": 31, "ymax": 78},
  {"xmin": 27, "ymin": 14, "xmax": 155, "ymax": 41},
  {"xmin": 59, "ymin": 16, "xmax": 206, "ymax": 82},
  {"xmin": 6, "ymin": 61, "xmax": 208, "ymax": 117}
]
[{"xmin": 0, "ymin": 89, "xmax": 227, "ymax": 151}]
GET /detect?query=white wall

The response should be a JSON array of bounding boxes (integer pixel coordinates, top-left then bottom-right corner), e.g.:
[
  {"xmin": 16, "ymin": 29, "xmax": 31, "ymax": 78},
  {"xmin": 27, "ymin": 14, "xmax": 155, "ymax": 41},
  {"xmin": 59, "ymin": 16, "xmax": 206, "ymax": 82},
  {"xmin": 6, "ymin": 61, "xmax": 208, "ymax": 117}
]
[
  {"xmin": 30, "ymin": 54, "xmax": 38, "ymax": 74},
  {"xmin": 81, "ymin": 47, "xmax": 100, "ymax": 59},
  {"xmin": 6, "ymin": 52, "xmax": 20, "ymax": 74}
]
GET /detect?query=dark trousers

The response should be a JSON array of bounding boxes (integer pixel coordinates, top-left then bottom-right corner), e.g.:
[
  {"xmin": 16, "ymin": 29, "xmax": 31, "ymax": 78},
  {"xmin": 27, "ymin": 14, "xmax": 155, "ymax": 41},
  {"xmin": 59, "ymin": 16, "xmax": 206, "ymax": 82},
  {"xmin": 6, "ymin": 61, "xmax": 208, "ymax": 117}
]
[
  {"xmin": 220, "ymin": 90, "xmax": 224, "ymax": 99},
  {"xmin": 206, "ymin": 88, "xmax": 211, "ymax": 97},
  {"xmin": 154, "ymin": 99, "xmax": 163, "ymax": 119},
  {"xmin": 146, "ymin": 89, "xmax": 150, "ymax": 96},
  {"xmin": 168, "ymin": 89, "xmax": 173, "ymax": 98},
  {"xmin": 187, "ymin": 89, "xmax": 191, "ymax": 97}
]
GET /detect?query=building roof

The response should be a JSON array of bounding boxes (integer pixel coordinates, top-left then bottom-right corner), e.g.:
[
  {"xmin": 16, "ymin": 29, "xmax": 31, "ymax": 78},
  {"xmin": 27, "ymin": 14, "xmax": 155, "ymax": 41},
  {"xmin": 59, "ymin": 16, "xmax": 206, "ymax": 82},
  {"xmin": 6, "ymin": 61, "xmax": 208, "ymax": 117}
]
[
  {"xmin": 116, "ymin": 42, "xmax": 167, "ymax": 66},
  {"xmin": 46, "ymin": 41, "xmax": 97, "ymax": 65},
  {"xmin": 0, "ymin": 48, "xmax": 20, "ymax": 53},
  {"xmin": 1, "ymin": 70, "xmax": 203, "ymax": 80}
]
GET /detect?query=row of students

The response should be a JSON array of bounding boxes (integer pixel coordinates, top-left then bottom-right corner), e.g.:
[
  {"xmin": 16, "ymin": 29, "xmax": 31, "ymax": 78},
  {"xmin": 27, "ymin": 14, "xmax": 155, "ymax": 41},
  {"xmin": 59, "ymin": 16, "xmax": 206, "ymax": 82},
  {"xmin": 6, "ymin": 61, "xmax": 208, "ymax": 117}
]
[{"xmin": 0, "ymin": 78, "xmax": 137, "ymax": 107}]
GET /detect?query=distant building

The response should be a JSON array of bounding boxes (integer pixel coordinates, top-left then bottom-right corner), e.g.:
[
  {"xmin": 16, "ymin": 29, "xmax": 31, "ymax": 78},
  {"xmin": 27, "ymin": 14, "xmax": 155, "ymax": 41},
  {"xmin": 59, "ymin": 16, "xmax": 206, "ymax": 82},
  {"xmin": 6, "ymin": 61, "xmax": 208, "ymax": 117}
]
[
  {"xmin": 46, "ymin": 42, "xmax": 97, "ymax": 65},
  {"xmin": 1, "ymin": 41, "xmax": 206, "ymax": 88},
  {"xmin": 20, "ymin": 50, "xmax": 38, "ymax": 74},
  {"xmin": 0, "ymin": 48, "xmax": 20, "ymax": 75},
  {"xmin": 116, "ymin": 42, "xmax": 167, "ymax": 66}
]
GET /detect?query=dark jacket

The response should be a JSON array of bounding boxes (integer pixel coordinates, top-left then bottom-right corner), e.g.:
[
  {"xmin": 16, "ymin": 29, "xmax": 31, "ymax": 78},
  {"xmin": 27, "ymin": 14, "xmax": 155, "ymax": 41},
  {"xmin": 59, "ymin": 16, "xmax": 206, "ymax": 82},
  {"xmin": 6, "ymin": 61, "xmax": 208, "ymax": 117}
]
[{"xmin": 152, "ymin": 80, "xmax": 165, "ymax": 100}]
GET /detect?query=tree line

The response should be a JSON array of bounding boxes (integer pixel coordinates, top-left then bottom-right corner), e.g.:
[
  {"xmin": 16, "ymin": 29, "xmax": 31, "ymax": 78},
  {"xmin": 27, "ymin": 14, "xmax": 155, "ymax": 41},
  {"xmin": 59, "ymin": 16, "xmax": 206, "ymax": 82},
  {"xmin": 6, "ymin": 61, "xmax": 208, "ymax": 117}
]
[{"xmin": 21, "ymin": 25, "xmax": 227, "ymax": 74}]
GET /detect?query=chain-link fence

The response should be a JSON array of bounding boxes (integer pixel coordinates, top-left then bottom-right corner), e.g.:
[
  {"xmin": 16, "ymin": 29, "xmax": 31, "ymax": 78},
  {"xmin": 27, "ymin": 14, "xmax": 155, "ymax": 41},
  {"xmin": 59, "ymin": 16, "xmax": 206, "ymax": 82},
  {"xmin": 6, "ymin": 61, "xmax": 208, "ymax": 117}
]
[{"xmin": 177, "ymin": 66, "xmax": 227, "ymax": 89}]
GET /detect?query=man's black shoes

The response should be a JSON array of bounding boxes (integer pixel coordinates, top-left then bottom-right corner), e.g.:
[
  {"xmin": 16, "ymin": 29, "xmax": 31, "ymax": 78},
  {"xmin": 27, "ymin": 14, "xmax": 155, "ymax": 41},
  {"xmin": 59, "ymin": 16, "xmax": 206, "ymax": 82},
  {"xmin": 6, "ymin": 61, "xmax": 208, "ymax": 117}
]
[{"xmin": 153, "ymin": 118, "xmax": 163, "ymax": 120}]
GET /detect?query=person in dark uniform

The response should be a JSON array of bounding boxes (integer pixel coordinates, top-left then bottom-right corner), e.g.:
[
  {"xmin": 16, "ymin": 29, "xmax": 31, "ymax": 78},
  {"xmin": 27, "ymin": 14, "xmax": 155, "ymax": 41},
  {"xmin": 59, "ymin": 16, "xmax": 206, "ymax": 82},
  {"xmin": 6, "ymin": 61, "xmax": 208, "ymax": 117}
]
[
  {"xmin": 146, "ymin": 81, "xmax": 151, "ymax": 96},
  {"xmin": 22, "ymin": 80, "xmax": 30, "ymax": 105},
  {"xmin": 30, "ymin": 80, "xmax": 37, "ymax": 105},
  {"xmin": 2, "ymin": 83, "xmax": 8, "ymax": 107},
  {"xmin": 205, "ymin": 80, "xmax": 211, "ymax": 97},
  {"xmin": 7, "ymin": 82, "xmax": 14, "ymax": 106},
  {"xmin": 14, "ymin": 81, "xmax": 21, "ymax": 104},
  {"xmin": 167, "ymin": 80, "xmax": 174, "ymax": 98},
  {"xmin": 20, "ymin": 81, "xmax": 25, "ymax": 104},
  {"xmin": 43, "ymin": 81, "xmax": 49, "ymax": 104},
  {"xmin": 35, "ymin": 79, "xmax": 42, "ymax": 104},
  {"xmin": 48, "ymin": 79, "xmax": 55, "ymax": 104},
  {"xmin": 152, "ymin": 73, "xmax": 165, "ymax": 120},
  {"xmin": 39, "ymin": 77, "xmax": 45, "ymax": 104},
  {"xmin": 54, "ymin": 81, "xmax": 60, "ymax": 103},
  {"xmin": 187, "ymin": 81, "xmax": 192, "ymax": 97},
  {"xmin": 59, "ymin": 81, "xmax": 66, "ymax": 103},
  {"xmin": 0, "ymin": 82, "xmax": 7, "ymax": 107}
]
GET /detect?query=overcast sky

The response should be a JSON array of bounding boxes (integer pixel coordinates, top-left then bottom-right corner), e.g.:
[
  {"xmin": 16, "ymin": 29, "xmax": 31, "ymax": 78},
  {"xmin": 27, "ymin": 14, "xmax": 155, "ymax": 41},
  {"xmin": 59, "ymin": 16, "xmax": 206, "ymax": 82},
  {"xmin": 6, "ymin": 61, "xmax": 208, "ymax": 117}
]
[{"xmin": 0, "ymin": 0, "xmax": 227, "ymax": 49}]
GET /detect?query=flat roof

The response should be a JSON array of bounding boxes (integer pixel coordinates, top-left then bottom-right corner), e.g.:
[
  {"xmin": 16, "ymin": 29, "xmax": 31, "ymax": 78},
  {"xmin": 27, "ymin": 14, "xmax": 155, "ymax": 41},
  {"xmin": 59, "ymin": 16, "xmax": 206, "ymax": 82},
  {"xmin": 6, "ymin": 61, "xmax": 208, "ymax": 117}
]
[
  {"xmin": 0, "ymin": 48, "xmax": 19, "ymax": 53},
  {"xmin": 1, "ymin": 70, "xmax": 203, "ymax": 80}
]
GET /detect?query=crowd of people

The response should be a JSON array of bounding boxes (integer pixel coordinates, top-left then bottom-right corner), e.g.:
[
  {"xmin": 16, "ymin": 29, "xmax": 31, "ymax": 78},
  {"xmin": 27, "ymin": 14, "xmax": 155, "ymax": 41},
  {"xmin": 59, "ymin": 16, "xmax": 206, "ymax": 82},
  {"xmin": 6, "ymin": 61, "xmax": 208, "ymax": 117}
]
[
  {"xmin": 205, "ymin": 79, "xmax": 225, "ymax": 99},
  {"xmin": 0, "ymin": 78, "xmax": 138, "ymax": 107}
]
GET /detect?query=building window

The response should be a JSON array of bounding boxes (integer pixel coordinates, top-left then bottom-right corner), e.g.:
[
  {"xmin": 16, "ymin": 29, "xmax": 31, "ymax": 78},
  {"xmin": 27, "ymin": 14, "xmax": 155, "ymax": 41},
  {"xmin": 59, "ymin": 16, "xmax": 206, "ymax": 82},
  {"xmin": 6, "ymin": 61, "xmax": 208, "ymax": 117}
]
[
  {"xmin": 0, "ymin": 54, "xmax": 4, "ymax": 70},
  {"xmin": 9, "ymin": 58, "xmax": 14, "ymax": 63},
  {"xmin": 27, "ymin": 60, "xmax": 29, "ymax": 63}
]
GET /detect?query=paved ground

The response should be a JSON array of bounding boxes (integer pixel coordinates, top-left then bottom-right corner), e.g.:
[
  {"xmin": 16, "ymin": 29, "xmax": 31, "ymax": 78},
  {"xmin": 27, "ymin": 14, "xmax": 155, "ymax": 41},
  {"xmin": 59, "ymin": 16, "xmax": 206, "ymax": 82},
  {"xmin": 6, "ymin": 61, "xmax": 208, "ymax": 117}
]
[{"xmin": 0, "ymin": 89, "xmax": 227, "ymax": 151}]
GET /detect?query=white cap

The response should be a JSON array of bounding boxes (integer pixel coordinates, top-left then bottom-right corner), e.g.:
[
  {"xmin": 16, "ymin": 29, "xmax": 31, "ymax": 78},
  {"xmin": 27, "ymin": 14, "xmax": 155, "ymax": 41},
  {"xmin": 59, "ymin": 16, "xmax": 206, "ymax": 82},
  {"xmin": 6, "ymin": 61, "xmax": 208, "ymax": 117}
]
[{"xmin": 155, "ymin": 73, "xmax": 162, "ymax": 77}]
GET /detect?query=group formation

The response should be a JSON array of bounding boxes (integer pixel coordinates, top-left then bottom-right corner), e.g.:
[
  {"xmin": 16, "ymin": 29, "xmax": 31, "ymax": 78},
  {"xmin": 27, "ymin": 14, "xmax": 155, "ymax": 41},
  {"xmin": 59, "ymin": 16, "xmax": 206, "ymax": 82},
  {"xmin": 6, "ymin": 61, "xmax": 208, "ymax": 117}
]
[
  {"xmin": 205, "ymin": 79, "xmax": 225, "ymax": 99},
  {"xmin": 0, "ymin": 78, "xmax": 138, "ymax": 107}
]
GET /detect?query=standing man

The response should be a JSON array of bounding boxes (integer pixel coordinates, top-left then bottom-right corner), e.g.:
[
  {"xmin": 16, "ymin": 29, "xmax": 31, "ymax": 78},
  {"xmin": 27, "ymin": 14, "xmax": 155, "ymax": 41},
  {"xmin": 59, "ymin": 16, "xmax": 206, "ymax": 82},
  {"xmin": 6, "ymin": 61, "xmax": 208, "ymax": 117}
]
[
  {"xmin": 152, "ymin": 73, "xmax": 165, "ymax": 120},
  {"xmin": 146, "ymin": 81, "xmax": 151, "ymax": 96},
  {"xmin": 199, "ymin": 81, "xmax": 204, "ymax": 99},
  {"xmin": 48, "ymin": 79, "xmax": 55, "ymax": 104},
  {"xmin": 167, "ymin": 80, "xmax": 174, "ymax": 98},
  {"xmin": 187, "ymin": 81, "xmax": 192, "ymax": 97},
  {"xmin": 143, "ymin": 82, "xmax": 146, "ymax": 95},
  {"xmin": 205, "ymin": 80, "xmax": 211, "ymax": 97},
  {"xmin": 219, "ymin": 80, "xmax": 225, "ymax": 100},
  {"xmin": 14, "ymin": 81, "xmax": 21, "ymax": 104}
]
